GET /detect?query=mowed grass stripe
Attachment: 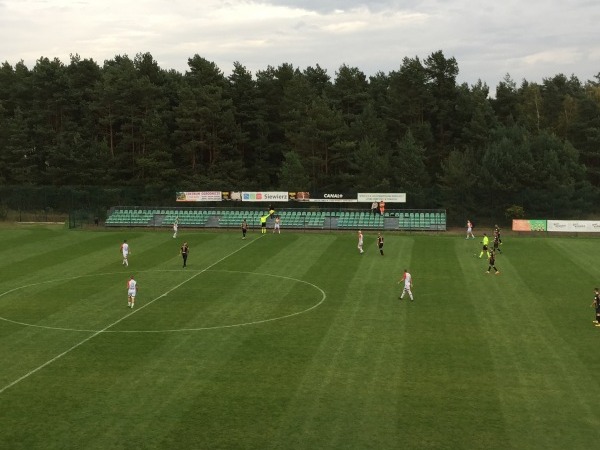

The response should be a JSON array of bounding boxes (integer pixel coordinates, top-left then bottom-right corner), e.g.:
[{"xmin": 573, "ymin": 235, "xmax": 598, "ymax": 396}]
[
  {"xmin": 170, "ymin": 235, "xmax": 349, "ymax": 448},
  {"xmin": 1, "ymin": 330, "xmax": 270, "ymax": 448},
  {"xmin": 0, "ymin": 227, "xmax": 123, "ymax": 287},
  {"xmin": 0, "ymin": 232, "xmax": 316, "ymax": 442},
  {"xmin": 112, "ymin": 233, "xmax": 324, "ymax": 332},
  {"xmin": 458, "ymin": 237, "xmax": 600, "ymax": 449},
  {"xmin": 0, "ymin": 225, "xmax": 65, "ymax": 253},
  {"xmin": 0, "ymin": 231, "xmax": 218, "ymax": 332},
  {"xmin": 389, "ymin": 236, "xmax": 511, "ymax": 449},
  {"xmin": 0, "ymin": 230, "xmax": 140, "ymax": 387},
  {"xmin": 24, "ymin": 234, "xmax": 339, "ymax": 448},
  {"xmin": 0, "ymin": 233, "xmax": 262, "ymax": 398},
  {"xmin": 266, "ymin": 234, "xmax": 414, "ymax": 449},
  {"xmin": 2, "ymin": 230, "xmax": 600, "ymax": 449}
]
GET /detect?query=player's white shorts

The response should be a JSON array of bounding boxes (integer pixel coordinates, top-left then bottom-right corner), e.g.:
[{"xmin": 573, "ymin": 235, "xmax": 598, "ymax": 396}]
[{"xmin": 128, "ymin": 289, "xmax": 136, "ymax": 298}]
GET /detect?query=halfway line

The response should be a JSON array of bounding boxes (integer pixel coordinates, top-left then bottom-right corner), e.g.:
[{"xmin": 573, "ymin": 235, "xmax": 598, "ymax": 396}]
[{"xmin": 0, "ymin": 237, "xmax": 261, "ymax": 395}]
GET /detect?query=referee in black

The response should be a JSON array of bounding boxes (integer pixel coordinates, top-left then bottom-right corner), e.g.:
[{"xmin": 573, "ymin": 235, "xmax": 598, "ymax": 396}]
[{"xmin": 180, "ymin": 242, "xmax": 189, "ymax": 268}]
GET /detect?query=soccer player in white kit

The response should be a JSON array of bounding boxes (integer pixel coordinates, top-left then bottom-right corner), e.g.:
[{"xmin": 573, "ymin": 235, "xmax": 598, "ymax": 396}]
[
  {"xmin": 120, "ymin": 240, "xmax": 129, "ymax": 266},
  {"xmin": 466, "ymin": 220, "xmax": 475, "ymax": 239},
  {"xmin": 357, "ymin": 230, "xmax": 364, "ymax": 254},
  {"xmin": 173, "ymin": 218, "xmax": 178, "ymax": 238},
  {"xmin": 273, "ymin": 216, "xmax": 281, "ymax": 234},
  {"xmin": 127, "ymin": 275, "xmax": 137, "ymax": 308},
  {"xmin": 398, "ymin": 269, "xmax": 414, "ymax": 301}
]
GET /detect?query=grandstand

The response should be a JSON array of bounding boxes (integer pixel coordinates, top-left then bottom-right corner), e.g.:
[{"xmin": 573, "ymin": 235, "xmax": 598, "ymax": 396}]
[{"xmin": 105, "ymin": 208, "xmax": 446, "ymax": 231}]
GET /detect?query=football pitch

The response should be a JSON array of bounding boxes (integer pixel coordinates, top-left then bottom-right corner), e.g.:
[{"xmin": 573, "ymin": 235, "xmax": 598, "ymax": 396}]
[{"xmin": 1, "ymin": 225, "xmax": 600, "ymax": 449}]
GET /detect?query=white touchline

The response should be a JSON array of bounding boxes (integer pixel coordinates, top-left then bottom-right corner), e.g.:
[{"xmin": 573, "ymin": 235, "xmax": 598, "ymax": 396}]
[{"xmin": 0, "ymin": 237, "xmax": 261, "ymax": 395}]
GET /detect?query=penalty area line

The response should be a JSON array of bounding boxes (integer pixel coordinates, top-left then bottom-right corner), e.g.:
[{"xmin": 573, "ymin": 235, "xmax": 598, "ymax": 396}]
[{"xmin": 0, "ymin": 236, "xmax": 261, "ymax": 396}]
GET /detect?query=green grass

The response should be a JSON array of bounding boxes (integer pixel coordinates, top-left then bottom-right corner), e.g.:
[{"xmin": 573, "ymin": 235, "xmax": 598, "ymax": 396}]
[{"xmin": 1, "ymin": 225, "xmax": 600, "ymax": 449}]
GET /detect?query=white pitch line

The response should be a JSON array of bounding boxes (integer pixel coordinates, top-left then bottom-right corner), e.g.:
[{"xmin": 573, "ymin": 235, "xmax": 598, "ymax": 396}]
[
  {"xmin": 0, "ymin": 237, "xmax": 261, "ymax": 395},
  {"xmin": 0, "ymin": 270, "xmax": 326, "ymax": 333}
]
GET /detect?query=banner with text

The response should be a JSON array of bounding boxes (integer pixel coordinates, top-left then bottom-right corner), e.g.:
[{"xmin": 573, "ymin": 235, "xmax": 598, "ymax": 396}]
[
  {"xmin": 176, "ymin": 191, "xmax": 222, "ymax": 202},
  {"xmin": 242, "ymin": 191, "xmax": 289, "ymax": 202},
  {"xmin": 309, "ymin": 192, "xmax": 356, "ymax": 203},
  {"xmin": 512, "ymin": 219, "xmax": 547, "ymax": 232},
  {"xmin": 547, "ymin": 220, "xmax": 600, "ymax": 232},
  {"xmin": 357, "ymin": 193, "xmax": 406, "ymax": 203}
]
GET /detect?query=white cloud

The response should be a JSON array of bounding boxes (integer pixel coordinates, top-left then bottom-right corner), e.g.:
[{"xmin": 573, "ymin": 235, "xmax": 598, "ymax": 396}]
[
  {"xmin": 0, "ymin": 0, "xmax": 598, "ymax": 90},
  {"xmin": 521, "ymin": 49, "xmax": 582, "ymax": 66}
]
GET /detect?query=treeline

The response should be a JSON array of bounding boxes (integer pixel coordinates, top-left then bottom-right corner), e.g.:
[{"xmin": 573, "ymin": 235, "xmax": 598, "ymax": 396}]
[{"xmin": 0, "ymin": 50, "xmax": 599, "ymax": 223}]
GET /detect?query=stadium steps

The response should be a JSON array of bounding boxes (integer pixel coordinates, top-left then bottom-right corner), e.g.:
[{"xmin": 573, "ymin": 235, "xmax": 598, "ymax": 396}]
[
  {"xmin": 153, "ymin": 214, "xmax": 166, "ymax": 226},
  {"xmin": 396, "ymin": 212, "xmax": 447, "ymax": 231},
  {"xmin": 104, "ymin": 209, "xmax": 446, "ymax": 230},
  {"xmin": 335, "ymin": 212, "xmax": 383, "ymax": 230},
  {"xmin": 165, "ymin": 211, "xmax": 210, "ymax": 227},
  {"xmin": 205, "ymin": 215, "xmax": 221, "ymax": 227},
  {"xmin": 384, "ymin": 217, "xmax": 398, "ymax": 230}
]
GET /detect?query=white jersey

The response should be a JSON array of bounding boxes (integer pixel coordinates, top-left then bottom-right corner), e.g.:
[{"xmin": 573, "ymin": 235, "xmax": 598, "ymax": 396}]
[
  {"xmin": 403, "ymin": 272, "xmax": 412, "ymax": 288},
  {"xmin": 121, "ymin": 242, "xmax": 129, "ymax": 256},
  {"xmin": 399, "ymin": 271, "xmax": 414, "ymax": 300},
  {"xmin": 127, "ymin": 278, "xmax": 137, "ymax": 295}
]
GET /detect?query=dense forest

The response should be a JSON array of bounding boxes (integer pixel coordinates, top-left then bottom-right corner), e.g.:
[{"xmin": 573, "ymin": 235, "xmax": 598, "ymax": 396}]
[{"xmin": 0, "ymin": 50, "xmax": 599, "ymax": 223}]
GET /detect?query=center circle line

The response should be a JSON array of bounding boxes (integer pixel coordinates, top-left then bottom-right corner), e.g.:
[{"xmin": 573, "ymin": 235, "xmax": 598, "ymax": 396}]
[{"xmin": 0, "ymin": 269, "xmax": 326, "ymax": 333}]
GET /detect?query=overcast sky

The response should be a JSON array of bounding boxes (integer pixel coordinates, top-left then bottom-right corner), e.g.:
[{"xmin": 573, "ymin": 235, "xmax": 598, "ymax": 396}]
[{"xmin": 1, "ymin": 0, "xmax": 598, "ymax": 92}]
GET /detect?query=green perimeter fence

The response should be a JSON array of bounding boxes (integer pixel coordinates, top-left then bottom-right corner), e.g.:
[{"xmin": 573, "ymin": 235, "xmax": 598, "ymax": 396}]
[{"xmin": 0, "ymin": 185, "xmax": 174, "ymax": 222}]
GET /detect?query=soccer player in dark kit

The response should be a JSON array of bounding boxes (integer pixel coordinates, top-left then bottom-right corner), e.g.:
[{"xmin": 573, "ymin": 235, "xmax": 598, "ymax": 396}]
[
  {"xmin": 377, "ymin": 233, "xmax": 384, "ymax": 256},
  {"xmin": 592, "ymin": 288, "xmax": 600, "ymax": 326},
  {"xmin": 241, "ymin": 218, "xmax": 248, "ymax": 239},
  {"xmin": 493, "ymin": 232, "xmax": 502, "ymax": 254},
  {"xmin": 180, "ymin": 242, "xmax": 189, "ymax": 268},
  {"xmin": 486, "ymin": 250, "xmax": 500, "ymax": 275}
]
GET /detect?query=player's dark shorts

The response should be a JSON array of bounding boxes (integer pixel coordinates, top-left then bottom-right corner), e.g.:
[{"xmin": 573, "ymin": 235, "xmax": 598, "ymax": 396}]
[
  {"xmin": 378, "ymin": 243, "xmax": 384, "ymax": 249},
  {"xmin": 261, "ymin": 223, "xmax": 266, "ymax": 228},
  {"xmin": 482, "ymin": 245, "xmax": 488, "ymax": 251}
]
